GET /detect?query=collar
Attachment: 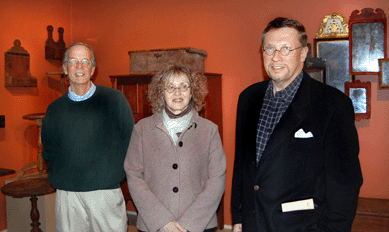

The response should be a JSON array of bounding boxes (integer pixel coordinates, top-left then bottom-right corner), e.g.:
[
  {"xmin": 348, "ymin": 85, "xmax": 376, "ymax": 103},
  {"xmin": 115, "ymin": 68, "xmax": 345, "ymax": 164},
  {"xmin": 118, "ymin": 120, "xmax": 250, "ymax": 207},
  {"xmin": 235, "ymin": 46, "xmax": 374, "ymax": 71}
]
[
  {"xmin": 164, "ymin": 104, "xmax": 192, "ymax": 119},
  {"xmin": 150, "ymin": 109, "xmax": 199, "ymax": 131},
  {"xmin": 268, "ymin": 71, "xmax": 303, "ymax": 101},
  {"xmin": 68, "ymin": 82, "xmax": 96, "ymax": 102}
]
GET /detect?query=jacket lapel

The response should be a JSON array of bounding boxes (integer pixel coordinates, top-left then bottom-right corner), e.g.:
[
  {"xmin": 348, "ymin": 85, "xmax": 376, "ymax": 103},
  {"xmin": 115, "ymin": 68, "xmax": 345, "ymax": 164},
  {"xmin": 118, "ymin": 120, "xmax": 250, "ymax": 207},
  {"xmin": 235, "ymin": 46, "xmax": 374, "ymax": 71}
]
[
  {"xmin": 256, "ymin": 73, "xmax": 312, "ymax": 179},
  {"xmin": 241, "ymin": 82, "xmax": 267, "ymax": 181}
]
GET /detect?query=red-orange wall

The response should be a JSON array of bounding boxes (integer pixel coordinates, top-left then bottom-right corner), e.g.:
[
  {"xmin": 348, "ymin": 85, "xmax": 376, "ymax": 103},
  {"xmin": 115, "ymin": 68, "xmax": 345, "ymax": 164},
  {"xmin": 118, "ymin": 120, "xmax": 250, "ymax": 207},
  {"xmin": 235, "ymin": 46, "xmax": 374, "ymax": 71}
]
[
  {"xmin": 1, "ymin": 0, "xmax": 389, "ymax": 230},
  {"xmin": 0, "ymin": 0, "xmax": 71, "ymax": 229}
]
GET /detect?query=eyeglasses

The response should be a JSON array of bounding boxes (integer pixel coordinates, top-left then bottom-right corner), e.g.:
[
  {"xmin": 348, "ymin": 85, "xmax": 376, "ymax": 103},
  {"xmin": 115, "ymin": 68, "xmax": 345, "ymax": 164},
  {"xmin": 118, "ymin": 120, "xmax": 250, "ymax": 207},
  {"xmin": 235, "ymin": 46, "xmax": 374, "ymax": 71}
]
[
  {"xmin": 66, "ymin": 59, "xmax": 93, "ymax": 67},
  {"xmin": 263, "ymin": 45, "xmax": 303, "ymax": 56},
  {"xmin": 165, "ymin": 83, "xmax": 191, "ymax": 93}
]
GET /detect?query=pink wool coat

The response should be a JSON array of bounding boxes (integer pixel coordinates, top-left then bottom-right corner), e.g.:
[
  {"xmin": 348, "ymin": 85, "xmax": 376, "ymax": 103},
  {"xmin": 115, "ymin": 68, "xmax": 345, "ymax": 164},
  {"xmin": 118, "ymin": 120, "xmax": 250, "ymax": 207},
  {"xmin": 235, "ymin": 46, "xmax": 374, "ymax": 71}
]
[{"xmin": 124, "ymin": 110, "xmax": 226, "ymax": 232}]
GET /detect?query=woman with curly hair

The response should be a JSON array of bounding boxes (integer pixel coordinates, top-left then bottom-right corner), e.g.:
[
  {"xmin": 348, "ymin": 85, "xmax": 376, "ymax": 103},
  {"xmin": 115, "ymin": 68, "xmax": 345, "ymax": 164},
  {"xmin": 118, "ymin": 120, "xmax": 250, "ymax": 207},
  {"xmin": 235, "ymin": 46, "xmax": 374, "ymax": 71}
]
[{"xmin": 124, "ymin": 65, "xmax": 226, "ymax": 232}]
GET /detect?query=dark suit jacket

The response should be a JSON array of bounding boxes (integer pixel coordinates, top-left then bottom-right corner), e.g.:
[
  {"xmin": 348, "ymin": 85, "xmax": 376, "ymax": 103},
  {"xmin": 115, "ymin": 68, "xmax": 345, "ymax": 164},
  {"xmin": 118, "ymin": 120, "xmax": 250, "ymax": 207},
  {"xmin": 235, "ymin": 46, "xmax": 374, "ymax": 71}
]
[{"xmin": 231, "ymin": 72, "xmax": 363, "ymax": 232}]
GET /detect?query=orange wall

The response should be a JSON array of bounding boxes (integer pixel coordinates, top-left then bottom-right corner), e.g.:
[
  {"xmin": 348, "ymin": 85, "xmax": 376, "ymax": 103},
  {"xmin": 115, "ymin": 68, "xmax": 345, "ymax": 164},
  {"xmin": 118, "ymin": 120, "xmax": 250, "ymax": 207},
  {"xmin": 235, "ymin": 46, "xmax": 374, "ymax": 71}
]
[
  {"xmin": 1, "ymin": 0, "xmax": 389, "ymax": 229},
  {"xmin": 0, "ymin": 0, "xmax": 72, "ymax": 229}
]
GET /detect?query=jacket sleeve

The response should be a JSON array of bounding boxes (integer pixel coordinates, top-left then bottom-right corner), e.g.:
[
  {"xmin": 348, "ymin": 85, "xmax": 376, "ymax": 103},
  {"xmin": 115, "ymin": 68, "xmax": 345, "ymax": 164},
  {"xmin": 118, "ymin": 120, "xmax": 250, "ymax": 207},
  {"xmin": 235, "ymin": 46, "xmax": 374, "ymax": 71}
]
[
  {"xmin": 316, "ymin": 95, "xmax": 363, "ymax": 231},
  {"xmin": 177, "ymin": 126, "xmax": 227, "ymax": 232},
  {"xmin": 231, "ymin": 94, "xmax": 244, "ymax": 225},
  {"xmin": 124, "ymin": 125, "xmax": 176, "ymax": 232}
]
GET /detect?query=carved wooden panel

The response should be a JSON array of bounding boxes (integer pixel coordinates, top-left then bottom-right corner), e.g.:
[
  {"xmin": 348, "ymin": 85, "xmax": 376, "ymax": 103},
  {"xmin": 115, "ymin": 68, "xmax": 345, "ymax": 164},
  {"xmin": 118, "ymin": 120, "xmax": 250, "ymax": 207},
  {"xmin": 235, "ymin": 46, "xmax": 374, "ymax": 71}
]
[
  {"xmin": 45, "ymin": 25, "xmax": 66, "ymax": 60},
  {"xmin": 5, "ymin": 40, "xmax": 37, "ymax": 87}
]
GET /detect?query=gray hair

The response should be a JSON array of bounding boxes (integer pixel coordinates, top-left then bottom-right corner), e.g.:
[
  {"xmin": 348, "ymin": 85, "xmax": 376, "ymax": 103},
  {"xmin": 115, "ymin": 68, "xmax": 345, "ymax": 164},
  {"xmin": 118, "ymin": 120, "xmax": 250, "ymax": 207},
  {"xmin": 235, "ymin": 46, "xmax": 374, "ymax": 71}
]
[{"xmin": 62, "ymin": 42, "xmax": 97, "ymax": 67}]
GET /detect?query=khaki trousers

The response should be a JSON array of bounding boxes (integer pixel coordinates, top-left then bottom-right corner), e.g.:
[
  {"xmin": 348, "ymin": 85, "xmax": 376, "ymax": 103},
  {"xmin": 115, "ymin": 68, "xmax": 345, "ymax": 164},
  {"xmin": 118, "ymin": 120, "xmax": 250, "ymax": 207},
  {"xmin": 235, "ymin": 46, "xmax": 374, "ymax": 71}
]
[{"xmin": 55, "ymin": 188, "xmax": 127, "ymax": 232}]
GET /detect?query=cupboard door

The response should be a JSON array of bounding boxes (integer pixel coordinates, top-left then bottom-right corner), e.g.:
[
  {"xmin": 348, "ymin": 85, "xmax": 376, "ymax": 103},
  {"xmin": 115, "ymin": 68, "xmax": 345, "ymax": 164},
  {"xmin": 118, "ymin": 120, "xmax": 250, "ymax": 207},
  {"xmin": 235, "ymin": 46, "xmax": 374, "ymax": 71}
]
[
  {"xmin": 119, "ymin": 83, "xmax": 147, "ymax": 122},
  {"xmin": 142, "ymin": 87, "xmax": 153, "ymax": 119}
]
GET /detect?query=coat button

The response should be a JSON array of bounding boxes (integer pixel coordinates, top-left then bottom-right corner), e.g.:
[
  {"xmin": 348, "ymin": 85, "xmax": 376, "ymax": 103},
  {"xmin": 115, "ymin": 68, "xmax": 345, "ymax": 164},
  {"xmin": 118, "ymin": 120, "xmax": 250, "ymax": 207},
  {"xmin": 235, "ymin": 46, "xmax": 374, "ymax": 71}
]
[
  {"xmin": 172, "ymin": 163, "xmax": 178, "ymax": 169},
  {"xmin": 178, "ymin": 141, "xmax": 183, "ymax": 147},
  {"xmin": 254, "ymin": 185, "xmax": 260, "ymax": 191},
  {"xmin": 173, "ymin": 187, "xmax": 179, "ymax": 193}
]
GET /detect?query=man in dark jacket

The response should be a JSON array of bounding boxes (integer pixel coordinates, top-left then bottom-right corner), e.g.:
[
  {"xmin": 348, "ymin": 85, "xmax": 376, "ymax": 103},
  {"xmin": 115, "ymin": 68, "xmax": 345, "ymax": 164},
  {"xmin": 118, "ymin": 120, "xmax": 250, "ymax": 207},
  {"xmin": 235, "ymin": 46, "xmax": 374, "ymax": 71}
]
[{"xmin": 231, "ymin": 17, "xmax": 363, "ymax": 232}]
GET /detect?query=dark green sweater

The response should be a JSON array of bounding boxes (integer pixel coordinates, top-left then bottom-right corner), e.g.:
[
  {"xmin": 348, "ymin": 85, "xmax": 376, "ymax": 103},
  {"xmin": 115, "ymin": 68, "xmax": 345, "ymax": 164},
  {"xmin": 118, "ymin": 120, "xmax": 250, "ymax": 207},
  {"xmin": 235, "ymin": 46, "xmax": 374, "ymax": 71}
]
[{"xmin": 42, "ymin": 85, "xmax": 134, "ymax": 191}]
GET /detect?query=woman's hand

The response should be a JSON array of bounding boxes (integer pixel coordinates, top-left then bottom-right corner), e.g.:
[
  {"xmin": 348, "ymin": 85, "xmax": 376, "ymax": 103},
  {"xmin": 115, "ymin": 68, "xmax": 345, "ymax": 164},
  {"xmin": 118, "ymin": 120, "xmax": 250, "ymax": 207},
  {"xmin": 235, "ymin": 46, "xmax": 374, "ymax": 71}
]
[
  {"xmin": 233, "ymin": 223, "xmax": 242, "ymax": 232},
  {"xmin": 173, "ymin": 221, "xmax": 188, "ymax": 232},
  {"xmin": 159, "ymin": 221, "xmax": 187, "ymax": 232}
]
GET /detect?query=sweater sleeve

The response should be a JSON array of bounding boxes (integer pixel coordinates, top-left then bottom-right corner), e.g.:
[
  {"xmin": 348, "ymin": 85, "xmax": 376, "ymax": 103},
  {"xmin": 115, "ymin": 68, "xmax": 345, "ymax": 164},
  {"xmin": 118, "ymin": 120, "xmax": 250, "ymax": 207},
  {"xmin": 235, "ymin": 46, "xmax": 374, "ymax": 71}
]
[
  {"xmin": 115, "ymin": 92, "xmax": 135, "ymax": 155},
  {"xmin": 41, "ymin": 104, "xmax": 60, "ymax": 171}
]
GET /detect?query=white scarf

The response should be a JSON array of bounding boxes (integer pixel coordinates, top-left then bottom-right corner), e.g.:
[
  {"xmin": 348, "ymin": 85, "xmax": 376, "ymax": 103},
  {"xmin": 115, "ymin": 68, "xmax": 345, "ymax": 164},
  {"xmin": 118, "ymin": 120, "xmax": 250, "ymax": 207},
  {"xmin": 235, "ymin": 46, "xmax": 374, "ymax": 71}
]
[{"xmin": 162, "ymin": 109, "xmax": 193, "ymax": 145}]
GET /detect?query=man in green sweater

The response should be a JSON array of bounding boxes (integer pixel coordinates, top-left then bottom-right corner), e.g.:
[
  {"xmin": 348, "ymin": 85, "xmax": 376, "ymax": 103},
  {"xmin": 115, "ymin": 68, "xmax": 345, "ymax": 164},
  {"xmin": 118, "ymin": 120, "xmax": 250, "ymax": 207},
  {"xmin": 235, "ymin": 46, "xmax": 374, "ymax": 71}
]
[{"xmin": 42, "ymin": 42, "xmax": 135, "ymax": 232}]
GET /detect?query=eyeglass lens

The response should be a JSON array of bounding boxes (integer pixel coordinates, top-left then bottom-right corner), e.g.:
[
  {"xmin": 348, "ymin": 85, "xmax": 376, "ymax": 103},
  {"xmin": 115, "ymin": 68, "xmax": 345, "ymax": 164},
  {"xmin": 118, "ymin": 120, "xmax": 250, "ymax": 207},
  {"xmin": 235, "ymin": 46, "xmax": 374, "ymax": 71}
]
[
  {"xmin": 68, "ymin": 59, "xmax": 92, "ymax": 66},
  {"xmin": 165, "ymin": 84, "xmax": 190, "ymax": 93},
  {"xmin": 264, "ymin": 46, "xmax": 302, "ymax": 56}
]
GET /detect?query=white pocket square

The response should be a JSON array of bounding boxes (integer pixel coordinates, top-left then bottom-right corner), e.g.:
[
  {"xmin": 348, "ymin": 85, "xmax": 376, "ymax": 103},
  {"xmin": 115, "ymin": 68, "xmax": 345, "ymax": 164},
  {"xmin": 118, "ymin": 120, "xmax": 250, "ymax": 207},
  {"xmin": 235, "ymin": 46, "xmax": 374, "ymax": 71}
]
[{"xmin": 294, "ymin": 128, "xmax": 313, "ymax": 138}]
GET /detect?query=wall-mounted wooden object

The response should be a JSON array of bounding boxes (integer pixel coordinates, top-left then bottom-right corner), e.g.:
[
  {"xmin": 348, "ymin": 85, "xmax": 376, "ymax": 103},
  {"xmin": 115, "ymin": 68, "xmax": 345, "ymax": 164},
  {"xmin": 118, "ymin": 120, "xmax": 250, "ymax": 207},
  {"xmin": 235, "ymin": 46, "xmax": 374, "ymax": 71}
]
[
  {"xmin": 45, "ymin": 25, "xmax": 66, "ymax": 60},
  {"xmin": 128, "ymin": 47, "xmax": 207, "ymax": 74},
  {"xmin": 4, "ymin": 40, "xmax": 37, "ymax": 87},
  {"xmin": 0, "ymin": 115, "xmax": 4, "ymax": 128}
]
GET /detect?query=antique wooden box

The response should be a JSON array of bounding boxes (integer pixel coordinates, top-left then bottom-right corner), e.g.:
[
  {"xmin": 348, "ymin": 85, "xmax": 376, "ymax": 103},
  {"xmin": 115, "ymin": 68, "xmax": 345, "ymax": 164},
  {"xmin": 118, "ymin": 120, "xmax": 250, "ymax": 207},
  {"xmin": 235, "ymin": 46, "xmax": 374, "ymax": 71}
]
[{"xmin": 128, "ymin": 47, "xmax": 207, "ymax": 74}]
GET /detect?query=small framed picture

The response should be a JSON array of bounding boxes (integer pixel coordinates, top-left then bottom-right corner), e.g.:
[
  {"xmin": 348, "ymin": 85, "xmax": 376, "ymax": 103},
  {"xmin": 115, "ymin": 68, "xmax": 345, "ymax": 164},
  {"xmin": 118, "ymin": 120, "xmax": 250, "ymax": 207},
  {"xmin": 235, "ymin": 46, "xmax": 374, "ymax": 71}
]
[
  {"xmin": 378, "ymin": 59, "xmax": 389, "ymax": 89},
  {"xmin": 345, "ymin": 80, "xmax": 371, "ymax": 121},
  {"xmin": 314, "ymin": 38, "xmax": 350, "ymax": 92},
  {"xmin": 314, "ymin": 13, "xmax": 350, "ymax": 92},
  {"xmin": 349, "ymin": 8, "xmax": 387, "ymax": 75},
  {"xmin": 315, "ymin": 13, "xmax": 349, "ymax": 39},
  {"xmin": 305, "ymin": 67, "xmax": 326, "ymax": 83}
]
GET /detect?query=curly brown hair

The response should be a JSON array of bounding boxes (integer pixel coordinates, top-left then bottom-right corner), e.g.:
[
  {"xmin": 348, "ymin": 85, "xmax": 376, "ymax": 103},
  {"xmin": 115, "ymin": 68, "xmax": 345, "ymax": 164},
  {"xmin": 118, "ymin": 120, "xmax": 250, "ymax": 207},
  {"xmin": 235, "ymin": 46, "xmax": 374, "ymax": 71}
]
[{"xmin": 148, "ymin": 65, "xmax": 208, "ymax": 113}]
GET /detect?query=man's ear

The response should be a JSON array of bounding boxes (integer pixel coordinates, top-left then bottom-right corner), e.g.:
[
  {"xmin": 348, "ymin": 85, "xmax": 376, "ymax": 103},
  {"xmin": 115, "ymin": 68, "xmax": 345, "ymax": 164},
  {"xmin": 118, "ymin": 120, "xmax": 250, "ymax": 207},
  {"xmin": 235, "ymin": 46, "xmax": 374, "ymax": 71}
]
[
  {"xmin": 300, "ymin": 46, "xmax": 309, "ymax": 63},
  {"xmin": 62, "ymin": 64, "xmax": 68, "ymax": 75},
  {"xmin": 90, "ymin": 66, "xmax": 96, "ymax": 77}
]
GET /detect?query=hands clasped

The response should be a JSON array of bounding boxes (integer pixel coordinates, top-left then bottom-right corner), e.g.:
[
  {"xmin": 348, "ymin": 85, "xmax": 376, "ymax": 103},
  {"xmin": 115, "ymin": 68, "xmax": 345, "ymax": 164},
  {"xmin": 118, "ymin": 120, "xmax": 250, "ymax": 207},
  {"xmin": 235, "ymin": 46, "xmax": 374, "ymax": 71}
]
[{"xmin": 159, "ymin": 221, "xmax": 188, "ymax": 232}]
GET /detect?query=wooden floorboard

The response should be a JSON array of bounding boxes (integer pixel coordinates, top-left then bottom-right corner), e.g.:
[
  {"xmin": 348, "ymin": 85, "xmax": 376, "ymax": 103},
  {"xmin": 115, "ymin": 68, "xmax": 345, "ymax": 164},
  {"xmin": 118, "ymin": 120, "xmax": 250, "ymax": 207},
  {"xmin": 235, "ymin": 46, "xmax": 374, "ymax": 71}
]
[
  {"xmin": 351, "ymin": 197, "xmax": 389, "ymax": 232},
  {"xmin": 352, "ymin": 215, "xmax": 389, "ymax": 231}
]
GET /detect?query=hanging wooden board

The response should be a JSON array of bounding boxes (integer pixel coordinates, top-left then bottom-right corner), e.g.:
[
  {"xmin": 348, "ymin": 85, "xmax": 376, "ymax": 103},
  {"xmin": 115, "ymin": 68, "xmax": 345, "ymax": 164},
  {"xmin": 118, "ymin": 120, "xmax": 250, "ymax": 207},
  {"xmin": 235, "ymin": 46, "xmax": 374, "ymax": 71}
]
[{"xmin": 4, "ymin": 40, "xmax": 37, "ymax": 87}]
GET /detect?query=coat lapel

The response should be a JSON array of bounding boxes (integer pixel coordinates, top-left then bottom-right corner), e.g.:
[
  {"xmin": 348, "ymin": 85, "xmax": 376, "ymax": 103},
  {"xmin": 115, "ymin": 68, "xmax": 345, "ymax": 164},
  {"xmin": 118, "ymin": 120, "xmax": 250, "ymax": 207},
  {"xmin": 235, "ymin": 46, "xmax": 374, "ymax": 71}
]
[
  {"xmin": 246, "ymin": 88, "xmax": 265, "ymax": 181},
  {"xmin": 240, "ymin": 81, "xmax": 268, "ymax": 181},
  {"xmin": 256, "ymin": 73, "xmax": 312, "ymax": 179}
]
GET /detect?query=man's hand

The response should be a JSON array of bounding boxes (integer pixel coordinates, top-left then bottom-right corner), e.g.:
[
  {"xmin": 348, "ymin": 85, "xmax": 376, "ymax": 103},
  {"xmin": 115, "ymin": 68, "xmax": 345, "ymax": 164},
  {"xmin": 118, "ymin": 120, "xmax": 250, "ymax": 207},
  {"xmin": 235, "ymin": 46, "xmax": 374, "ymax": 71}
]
[{"xmin": 233, "ymin": 223, "xmax": 242, "ymax": 232}]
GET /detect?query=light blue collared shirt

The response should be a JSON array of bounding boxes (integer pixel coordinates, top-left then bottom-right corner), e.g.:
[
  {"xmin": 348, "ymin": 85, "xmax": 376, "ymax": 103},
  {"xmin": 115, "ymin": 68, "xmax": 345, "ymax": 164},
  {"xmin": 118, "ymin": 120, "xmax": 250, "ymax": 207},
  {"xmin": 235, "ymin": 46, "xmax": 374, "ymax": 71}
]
[{"xmin": 68, "ymin": 82, "xmax": 96, "ymax": 102}]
